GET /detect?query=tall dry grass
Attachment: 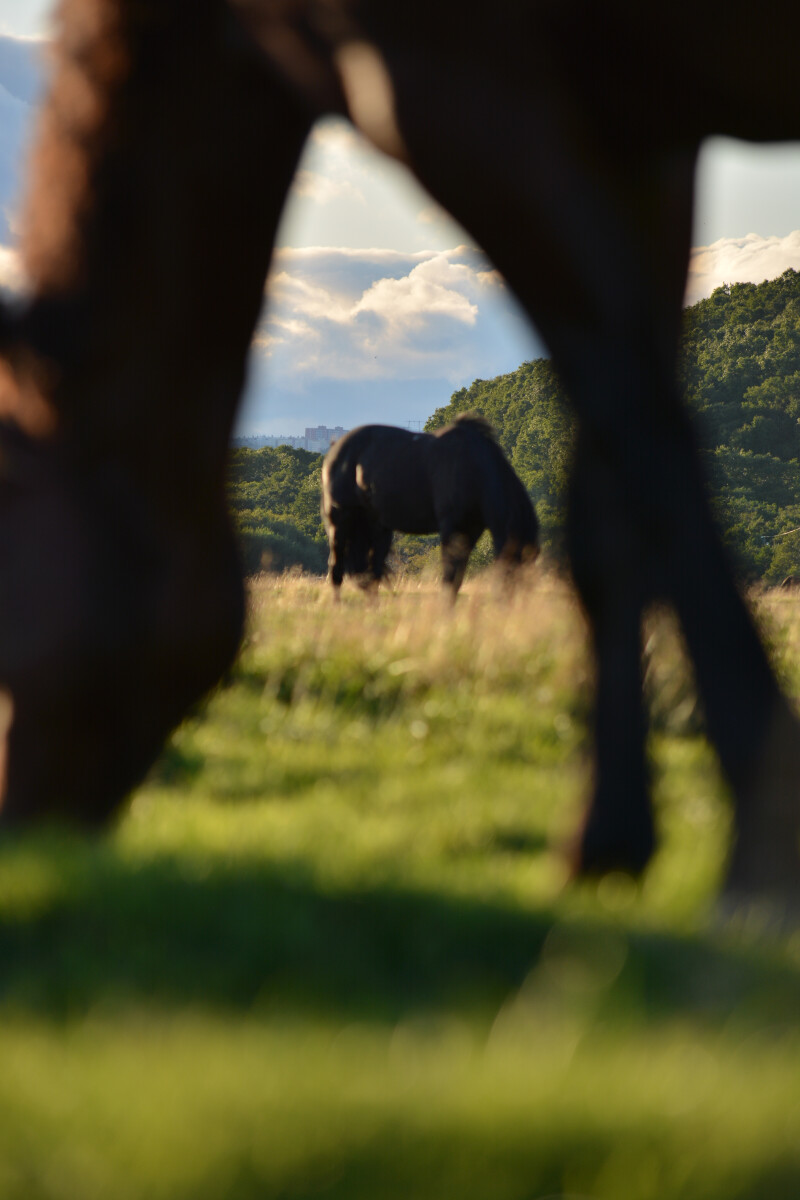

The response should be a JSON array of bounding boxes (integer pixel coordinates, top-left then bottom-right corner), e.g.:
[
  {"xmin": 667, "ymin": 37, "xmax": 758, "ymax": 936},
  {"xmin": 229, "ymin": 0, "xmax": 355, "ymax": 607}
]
[{"xmin": 245, "ymin": 564, "xmax": 590, "ymax": 702}]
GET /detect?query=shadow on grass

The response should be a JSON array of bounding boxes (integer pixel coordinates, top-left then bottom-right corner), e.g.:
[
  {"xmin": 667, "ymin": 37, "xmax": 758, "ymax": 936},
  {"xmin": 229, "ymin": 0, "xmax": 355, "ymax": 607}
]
[{"xmin": 0, "ymin": 830, "xmax": 799, "ymax": 1032}]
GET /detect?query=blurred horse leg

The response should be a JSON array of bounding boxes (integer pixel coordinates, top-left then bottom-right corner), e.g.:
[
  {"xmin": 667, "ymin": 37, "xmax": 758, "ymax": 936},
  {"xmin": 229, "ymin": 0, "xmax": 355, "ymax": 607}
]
[
  {"xmin": 566, "ymin": 431, "xmax": 654, "ymax": 874},
  {"xmin": 530, "ymin": 157, "xmax": 800, "ymax": 900},
  {"xmin": 0, "ymin": 0, "xmax": 310, "ymax": 822},
  {"xmin": 521, "ymin": 152, "xmax": 800, "ymax": 901},
  {"xmin": 369, "ymin": 524, "xmax": 394, "ymax": 585},
  {"xmin": 439, "ymin": 529, "xmax": 477, "ymax": 598},
  {"xmin": 383, "ymin": 28, "xmax": 799, "ymax": 899},
  {"xmin": 326, "ymin": 524, "xmax": 346, "ymax": 597},
  {"xmin": 323, "ymin": 503, "xmax": 347, "ymax": 596}
]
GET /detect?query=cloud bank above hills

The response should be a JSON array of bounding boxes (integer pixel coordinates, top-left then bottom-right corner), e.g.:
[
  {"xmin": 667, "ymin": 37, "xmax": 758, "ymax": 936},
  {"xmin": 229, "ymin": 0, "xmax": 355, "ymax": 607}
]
[
  {"xmin": 686, "ymin": 231, "xmax": 800, "ymax": 305},
  {"xmin": 238, "ymin": 245, "xmax": 541, "ymax": 433},
  {"xmin": 239, "ymin": 228, "xmax": 800, "ymax": 434}
]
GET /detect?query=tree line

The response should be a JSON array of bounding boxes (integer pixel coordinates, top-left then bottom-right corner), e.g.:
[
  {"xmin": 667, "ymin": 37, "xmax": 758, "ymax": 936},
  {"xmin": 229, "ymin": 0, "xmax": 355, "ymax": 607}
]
[
  {"xmin": 227, "ymin": 445, "xmax": 328, "ymax": 574},
  {"xmin": 227, "ymin": 268, "xmax": 800, "ymax": 583}
]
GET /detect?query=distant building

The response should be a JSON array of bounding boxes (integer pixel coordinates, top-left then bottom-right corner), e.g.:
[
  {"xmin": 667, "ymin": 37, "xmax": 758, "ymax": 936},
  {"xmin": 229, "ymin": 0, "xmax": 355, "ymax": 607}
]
[
  {"xmin": 231, "ymin": 434, "xmax": 304, "ymax": 450},
  {"xmin": 304, "ymin": 425, "xmax": 348, "ymax": 454},
  {"xmin": 231, "ymin": 425, "xmax": 349, "ymax": 453}
]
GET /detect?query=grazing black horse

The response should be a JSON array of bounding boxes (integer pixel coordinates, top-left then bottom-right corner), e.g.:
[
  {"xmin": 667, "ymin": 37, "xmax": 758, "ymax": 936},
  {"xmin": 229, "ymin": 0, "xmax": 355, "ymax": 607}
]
[
  {"xmin": 321, "ymin": 415, "xmax": 540, "ymax": 595},
  {"xmin": 0, "ymin": 0, "xmax": 799, "ymax": 907}
]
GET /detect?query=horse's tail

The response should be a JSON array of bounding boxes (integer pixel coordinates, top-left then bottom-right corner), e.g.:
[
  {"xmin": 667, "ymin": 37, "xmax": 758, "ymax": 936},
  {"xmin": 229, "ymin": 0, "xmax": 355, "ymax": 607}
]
[{"xmin": 322, "ymin": 445, "xmax": 374, "ymax": 578}]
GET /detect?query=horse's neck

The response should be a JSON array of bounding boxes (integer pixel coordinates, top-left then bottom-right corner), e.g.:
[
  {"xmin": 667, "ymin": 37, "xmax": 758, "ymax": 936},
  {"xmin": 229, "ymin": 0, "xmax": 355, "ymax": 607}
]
[{"xmin": 17, "ymin": 0, "xmax": 309, "ymax": 511}]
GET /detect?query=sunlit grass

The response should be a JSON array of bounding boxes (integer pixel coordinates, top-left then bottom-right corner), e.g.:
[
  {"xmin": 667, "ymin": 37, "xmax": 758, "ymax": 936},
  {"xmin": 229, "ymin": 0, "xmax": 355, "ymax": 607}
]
[{"xmin": 2, "ymin": 568, "xmax": 800, "ymax": 1198}]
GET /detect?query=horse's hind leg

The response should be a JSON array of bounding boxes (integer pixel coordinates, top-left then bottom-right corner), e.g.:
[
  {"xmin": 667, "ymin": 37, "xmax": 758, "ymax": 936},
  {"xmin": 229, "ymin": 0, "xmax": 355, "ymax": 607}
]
[
  {"xmin": 369, "ymin": 525, "xmax": 394, "ymax": 587},
  {"xmin": 374, "ymin": 34, "xmax": 799, "ymax": 903},
  {"xmin": 723, "ymin": 703, "xmax": 800, "ymax": 907},
  {"xmin": 440, "ymin": 530, "xmax": 476, "ymax": 599},
  {"xmin": 326, "ymin": 516, "xmax": 347, "ymax": 599},
  {"xmin": 550, "ymin": 290, "xmax": 799, "ymax": 897},
  {"xmin": 411, "ymin": 102, "xmax": 796, "ymax": 894},
  {"xmin": 551, "ymin": 320, "xmax": 798, "ymax": 892}
]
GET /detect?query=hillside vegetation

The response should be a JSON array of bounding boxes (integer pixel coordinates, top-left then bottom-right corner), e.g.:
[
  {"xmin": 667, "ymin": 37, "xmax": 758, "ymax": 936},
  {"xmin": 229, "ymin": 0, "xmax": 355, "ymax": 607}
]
[
  {"xmin": 426, "ymin": 268, "xmax": 800, "ymax": 581},
  {"xmin": 227, "ymin": 270, "xmax": 800, "ymax": 581},
  {"xmin": 682, "ymin": 269, "xmax": 800, "ymax": 578},
  {"xmin": 227, "ymin": 445, "xmax": 328, "ymax": 574}
]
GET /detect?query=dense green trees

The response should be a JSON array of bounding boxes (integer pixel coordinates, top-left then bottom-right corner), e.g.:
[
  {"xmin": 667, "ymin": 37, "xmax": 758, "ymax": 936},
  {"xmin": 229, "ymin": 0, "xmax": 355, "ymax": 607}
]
[
  {"xmin": 426, "ymin": 269, "xmax": 800, "ymax": 581},
  {"xmin": 227, "ymin": 269, "xmax": 800, "ymax": 582},
  {"xmin": 680, "ymin": 269, "xmax": 800, "ymax": 578},
  {"xmin": 227, "ymin": 445, "xmax": 328, "ymax": 574}
]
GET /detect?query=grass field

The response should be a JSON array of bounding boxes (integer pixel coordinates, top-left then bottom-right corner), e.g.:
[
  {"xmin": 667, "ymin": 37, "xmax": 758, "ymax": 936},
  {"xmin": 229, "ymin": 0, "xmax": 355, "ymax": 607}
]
[{"xmin": 2, "ymin": 569, "xmax": 800, "ymax": 1199}]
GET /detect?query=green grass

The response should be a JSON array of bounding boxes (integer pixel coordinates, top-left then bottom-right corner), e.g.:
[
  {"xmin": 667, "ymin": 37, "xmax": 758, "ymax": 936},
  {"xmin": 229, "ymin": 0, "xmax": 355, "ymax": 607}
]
[{"xmin": 2, "ymin": 570, "xmax": 800, "ymax": 1199}]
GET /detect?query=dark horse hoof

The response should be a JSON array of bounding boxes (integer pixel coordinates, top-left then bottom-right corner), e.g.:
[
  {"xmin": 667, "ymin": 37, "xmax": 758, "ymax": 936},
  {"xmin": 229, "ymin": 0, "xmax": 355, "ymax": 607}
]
[
  {"xmin": 570, "ymin": 797, "xmax": 656, "ymax": 879},
  {"xmin": 0, "ymin": 431, "xmax": 244, "ymax": 826},
  {"xmin": 722, "ymin": 703, "xmax": 800, "ymax": 912}
]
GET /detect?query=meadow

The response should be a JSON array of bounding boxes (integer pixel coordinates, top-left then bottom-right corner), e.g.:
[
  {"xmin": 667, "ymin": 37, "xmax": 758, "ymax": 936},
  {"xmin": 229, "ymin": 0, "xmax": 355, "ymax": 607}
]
[{"xmin": 1, "ymin": 568, "xmax": 800, "ymax": 1199}]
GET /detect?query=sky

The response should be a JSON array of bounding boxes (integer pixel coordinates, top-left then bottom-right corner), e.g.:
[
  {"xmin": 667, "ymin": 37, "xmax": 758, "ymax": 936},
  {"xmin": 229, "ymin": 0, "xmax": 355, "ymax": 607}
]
[{"xmin": 1, "ymin": 5, "xmax": 800, "ymax": 435}]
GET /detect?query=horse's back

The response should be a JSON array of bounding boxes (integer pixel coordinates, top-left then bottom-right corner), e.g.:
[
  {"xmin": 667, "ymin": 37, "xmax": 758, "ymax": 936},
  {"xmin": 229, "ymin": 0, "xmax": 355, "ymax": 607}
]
[
  {"xmin": 431, "ymin": 420, "xmax": 537, "ymax": 545},
  {"xmin": 428, "ymin": 423, "xmax": 493, "ymax": 521},
  {"xmin": 327, "ymin": 425, "xmax": 438, "ymax": 534},
  {"xmin": 353, "ymin": 1, "xmax": 798, "ymax": 145}
]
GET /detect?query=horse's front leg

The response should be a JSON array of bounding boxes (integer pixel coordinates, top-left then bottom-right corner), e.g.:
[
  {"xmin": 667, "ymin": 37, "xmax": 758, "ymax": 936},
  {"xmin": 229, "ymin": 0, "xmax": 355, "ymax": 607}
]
[
  {"xmin": 440, "ymin": 529, "xmax": 477, "ymax": 599},
  {"xmin": 567, "ymin": 430, "xmax": 654, "ymax": 875},
  {"xmin": 0, "ymin": 0, "xmax": 311, "ymax": 823}
]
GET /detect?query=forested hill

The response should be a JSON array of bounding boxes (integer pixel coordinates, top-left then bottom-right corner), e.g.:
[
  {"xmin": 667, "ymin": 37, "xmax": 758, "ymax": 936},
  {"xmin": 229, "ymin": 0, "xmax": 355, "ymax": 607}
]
[
  {"xmin": 681, "ymin": 268, "xmax": 800, "ymax": 578},
  {"xmin": 227, "ymin": 445, "xmax": 328, "ymax": 574},
  {"xmin": 226, "ymin": 270, "xmax": 800, "ymax": 581},
  {"xmin": 426, "ymin": 268, "xmax": 800, "ymax": 582}
]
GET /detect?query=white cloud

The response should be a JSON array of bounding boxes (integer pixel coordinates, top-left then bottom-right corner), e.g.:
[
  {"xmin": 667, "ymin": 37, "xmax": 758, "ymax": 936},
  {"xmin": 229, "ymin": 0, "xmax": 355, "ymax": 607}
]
[
  {"xmin": 267, "ymin": 270, "xmax": 355, "ymax": 325},
  {"xmin": 292, "ymin": 168, "xmax": 365, "ymax": 206},
  {"xmin": 686, "ymin": 230, "xmax": 800, "ymax": 305},
  {"xmin": 354, "ymin": 256, "xmax": 478, "ymax": 328},
  {"xmin": 0, "ymin": 243, "xmax": 23, "ymax": 291},
  {"xmin": 308, "ymin": 120, "xmax": 363, "ymax": 158},
  {"xmin": 277, "ymin": 116, "xmax": 472, "ymax": 253},
  {"xmin": 283, "ymin": 121, "xmax": 372, "ymax": 214},
  {"xmin": 0, "ymin": 5, "xmax": 51, "ymax": 41},
  {"xmin": 255, "ymin": 246, "xmax": 529, "ymax": 387},
  {"xmin": 237, "ymin": 243, "xmax": 543, "ymax": 431}
]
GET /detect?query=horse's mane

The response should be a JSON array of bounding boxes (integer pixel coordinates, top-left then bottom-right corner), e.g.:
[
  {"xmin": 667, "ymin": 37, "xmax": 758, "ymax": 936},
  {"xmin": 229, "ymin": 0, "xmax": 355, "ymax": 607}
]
[{"xmin": 450, "ymin": 411, "xmax": 497, "ymax": 441}]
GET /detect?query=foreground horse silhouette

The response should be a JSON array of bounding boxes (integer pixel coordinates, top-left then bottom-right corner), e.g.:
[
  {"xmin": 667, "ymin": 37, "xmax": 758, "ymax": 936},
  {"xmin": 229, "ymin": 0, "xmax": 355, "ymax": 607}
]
[
  {"xmin": 0, "ymin": 0, "xmax": 798, "ymax": 906},
  {"xmin": 321, "ymin": 415, "xmax": 539, "ymax": 596}
]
